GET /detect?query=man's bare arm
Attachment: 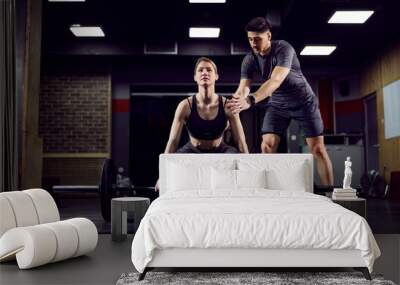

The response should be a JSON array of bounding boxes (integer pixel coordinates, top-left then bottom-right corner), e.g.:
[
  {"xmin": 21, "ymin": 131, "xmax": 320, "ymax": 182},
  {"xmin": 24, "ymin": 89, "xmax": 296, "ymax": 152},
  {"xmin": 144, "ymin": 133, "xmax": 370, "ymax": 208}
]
[
  {"xmin": 252, "ymin": 66, "xmax": 290, "ymax": 103},
  {"xmin": 227, "ymin": 66, "xmax": 290, "ymax": 114},
  {"xmin": 227, "ymin": 78, "xmax": 251, "ymax": 112},
  {"xmin": 234, "ymin": 78, "xmax": 252, "ymax": 97}
]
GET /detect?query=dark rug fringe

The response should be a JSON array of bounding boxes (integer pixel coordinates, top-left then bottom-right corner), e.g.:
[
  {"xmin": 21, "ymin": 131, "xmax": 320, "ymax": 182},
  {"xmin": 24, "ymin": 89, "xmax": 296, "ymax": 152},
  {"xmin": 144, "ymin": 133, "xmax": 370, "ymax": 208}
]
[{"xmin": 116, "ymin": 271, "xmax": 395, "ymax": 285}]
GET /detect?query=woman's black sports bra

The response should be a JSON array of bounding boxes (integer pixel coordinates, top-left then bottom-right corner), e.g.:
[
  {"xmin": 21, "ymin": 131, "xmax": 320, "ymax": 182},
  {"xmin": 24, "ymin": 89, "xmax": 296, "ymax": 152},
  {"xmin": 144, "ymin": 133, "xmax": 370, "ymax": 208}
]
[{"xmin": 185, "ymin": 95, "xmax": 227, "ymax": 141}]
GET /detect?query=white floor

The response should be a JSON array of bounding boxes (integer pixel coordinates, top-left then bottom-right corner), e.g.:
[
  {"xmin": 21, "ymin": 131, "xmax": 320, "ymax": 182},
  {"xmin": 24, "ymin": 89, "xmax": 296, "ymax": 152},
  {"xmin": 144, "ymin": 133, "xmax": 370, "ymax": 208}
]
[{"xmin": 0, "ymin": 234, "xmax": 399, "ymax": 285}]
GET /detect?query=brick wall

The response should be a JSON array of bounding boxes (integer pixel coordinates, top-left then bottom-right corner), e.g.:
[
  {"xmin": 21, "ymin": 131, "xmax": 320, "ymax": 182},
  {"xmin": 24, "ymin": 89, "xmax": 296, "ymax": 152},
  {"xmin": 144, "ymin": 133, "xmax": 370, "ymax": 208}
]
[
  {"xmin": 39, "ymin": 67, "xmax": 111, "ymax": 187},
  {"xmin": 39, "ymin": 73, "xmax": 111, "ymax": 153}
]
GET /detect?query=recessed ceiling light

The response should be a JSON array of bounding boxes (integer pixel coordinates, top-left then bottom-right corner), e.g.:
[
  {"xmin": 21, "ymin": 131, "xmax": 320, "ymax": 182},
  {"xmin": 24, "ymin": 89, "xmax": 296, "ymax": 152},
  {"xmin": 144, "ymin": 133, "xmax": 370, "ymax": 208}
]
[
  {"xmin": 328, "ymin": 11, "xmax": 374, "ymax": 24},
  {"xmin": 189, "ymin": 27, "xmax": 220, "ymax": 38},
  {"xmin": 300, "ymin": 46, "xmax": 336, "ymax": 56},
  {"xmin": 70, "ymin": 25, "xmax": 105, "ymax": 37},
  {"xmin": 49, "ymin": 0, "xmax": 85, "ymax": 2},
  {"xmin": 189, "ymin": 0, "xmax": 226, "ymax": 3}
]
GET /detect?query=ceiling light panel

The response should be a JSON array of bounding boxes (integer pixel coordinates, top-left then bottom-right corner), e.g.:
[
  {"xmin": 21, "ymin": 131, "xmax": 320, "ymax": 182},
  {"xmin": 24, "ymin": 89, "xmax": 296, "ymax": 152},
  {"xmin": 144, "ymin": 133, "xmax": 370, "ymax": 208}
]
[
  {"xmin": 70, "ymin": 26, "xmax": 105, "ymax": 37},
  {"xmin": 328, "ymin": 11, "xmax": 374, "ymax": 24},
  {"xmin": 49, "ymin": 0, "xmax": 86, "ymax": 2},
  {"xmin": 189, "ymin": 27, "xmax": 220, "ymax": 38},
  {"xmin": 300, "ymin": 46, "xmax": 337, "ymax": 56},
  {"xmin": 189, "ymin": 0, "xmax": 226, "ymax": 3}
]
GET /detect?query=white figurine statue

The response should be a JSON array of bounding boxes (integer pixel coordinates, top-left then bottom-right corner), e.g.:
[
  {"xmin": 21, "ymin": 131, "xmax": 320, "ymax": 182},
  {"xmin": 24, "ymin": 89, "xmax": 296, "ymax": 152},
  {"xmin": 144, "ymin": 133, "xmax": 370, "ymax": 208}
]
[{"xmin": 342, "ymin": 156, "xmax": 353, "ymax": 189}]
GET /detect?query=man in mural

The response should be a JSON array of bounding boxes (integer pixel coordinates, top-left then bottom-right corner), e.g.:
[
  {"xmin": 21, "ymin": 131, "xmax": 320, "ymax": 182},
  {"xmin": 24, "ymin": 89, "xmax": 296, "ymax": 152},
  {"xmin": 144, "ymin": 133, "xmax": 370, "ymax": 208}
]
[{"xmin": 227, "ymin": 17, "xmax": 333, "ymax": 186}]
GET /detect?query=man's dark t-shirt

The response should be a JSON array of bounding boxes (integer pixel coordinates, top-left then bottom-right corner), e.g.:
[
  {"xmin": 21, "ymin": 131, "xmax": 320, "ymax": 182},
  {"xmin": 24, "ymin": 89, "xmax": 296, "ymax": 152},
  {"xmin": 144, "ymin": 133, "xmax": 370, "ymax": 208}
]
[{"xmin": 241, "ymin": 40, "xmax": 315, "ymax": 109}]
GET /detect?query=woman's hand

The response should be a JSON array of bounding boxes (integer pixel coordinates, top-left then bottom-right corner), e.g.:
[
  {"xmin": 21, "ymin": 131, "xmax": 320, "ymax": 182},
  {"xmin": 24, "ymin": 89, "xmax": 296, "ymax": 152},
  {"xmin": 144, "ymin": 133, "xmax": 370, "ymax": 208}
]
[{"xmin": 226, "ymin": 94, "xmax": 251, "ymax": 115}]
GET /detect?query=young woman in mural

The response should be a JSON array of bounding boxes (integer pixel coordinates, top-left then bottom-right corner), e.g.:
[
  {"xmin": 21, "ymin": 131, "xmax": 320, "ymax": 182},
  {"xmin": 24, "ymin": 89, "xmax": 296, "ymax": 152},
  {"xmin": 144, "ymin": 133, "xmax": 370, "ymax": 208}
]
[{"xmin": 155, "ymin": 57, "xmax": 249, "ymax": 191}]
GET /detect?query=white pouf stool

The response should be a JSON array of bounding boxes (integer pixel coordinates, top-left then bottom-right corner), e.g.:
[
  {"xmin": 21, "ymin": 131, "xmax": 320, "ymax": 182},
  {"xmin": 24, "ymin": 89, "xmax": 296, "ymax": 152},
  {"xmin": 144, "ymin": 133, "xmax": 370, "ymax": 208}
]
[{"xmin": 0, "ymin": 189, "xmax": 98, "ymax": 269}]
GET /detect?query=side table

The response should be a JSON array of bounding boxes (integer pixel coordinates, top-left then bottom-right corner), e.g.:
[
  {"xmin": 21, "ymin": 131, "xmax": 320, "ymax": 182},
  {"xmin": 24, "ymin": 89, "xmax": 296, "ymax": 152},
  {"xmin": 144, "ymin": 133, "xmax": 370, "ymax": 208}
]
[
  {"xmin": 111, "ymin": 197, "xmax": 150, "ymax": 241},
  {"xmin": 332, "ymin": 197, "xmax": 367, "ymax": 218}
]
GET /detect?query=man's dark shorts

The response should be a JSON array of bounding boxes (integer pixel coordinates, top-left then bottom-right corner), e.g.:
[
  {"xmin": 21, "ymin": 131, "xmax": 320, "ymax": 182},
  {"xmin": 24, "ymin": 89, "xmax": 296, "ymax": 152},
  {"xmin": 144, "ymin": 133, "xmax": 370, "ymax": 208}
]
[
  {"xmin": 261, "ymin": 96, "xmax": 324, "ymax": 138},
  {"xmin": 176, "ymin": 142, "xmax": 239, "ymax": 153}
]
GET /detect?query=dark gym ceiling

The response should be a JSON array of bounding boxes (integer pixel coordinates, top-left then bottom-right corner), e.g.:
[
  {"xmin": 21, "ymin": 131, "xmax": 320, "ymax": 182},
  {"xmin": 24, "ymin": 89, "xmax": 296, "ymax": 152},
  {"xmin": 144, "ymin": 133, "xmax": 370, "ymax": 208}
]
[{"xmin": 42, "ymin": 0, "xmax": 400, "ymax": 67}]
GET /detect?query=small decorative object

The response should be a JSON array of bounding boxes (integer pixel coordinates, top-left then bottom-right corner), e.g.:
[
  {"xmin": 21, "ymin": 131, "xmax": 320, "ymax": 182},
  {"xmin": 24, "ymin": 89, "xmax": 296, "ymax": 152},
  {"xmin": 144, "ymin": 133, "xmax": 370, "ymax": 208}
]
[
  {"xmin": 343, "ymin": 156, "xmax": 353, "ymax": 190},
  {"xmin": 117, "ymin": 167, "xmax": 124, "ymax": 186},
  {"xmin": 117, "ymin": 167, "xmax": 132, "ymax": 188}
]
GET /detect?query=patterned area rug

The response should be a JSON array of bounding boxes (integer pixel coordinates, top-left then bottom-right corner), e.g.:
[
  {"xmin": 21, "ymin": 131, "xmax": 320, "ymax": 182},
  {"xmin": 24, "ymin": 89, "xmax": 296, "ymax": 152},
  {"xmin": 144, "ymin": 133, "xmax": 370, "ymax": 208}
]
[{"xmin": 116, "ymin": 271, "xmax": 396, "ymax": 285}]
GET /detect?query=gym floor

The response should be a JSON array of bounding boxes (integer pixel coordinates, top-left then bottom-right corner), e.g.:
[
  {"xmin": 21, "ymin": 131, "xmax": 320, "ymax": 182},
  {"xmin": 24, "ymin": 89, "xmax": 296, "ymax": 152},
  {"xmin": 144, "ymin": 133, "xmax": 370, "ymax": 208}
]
[
  {"xmin": 1, "ymin": 192, "xmax": 399, "ymax": 285},
  {"xmin": 55, "ymin": 191, "xmax": 400, "ymax": 234},
  {"xmin": 0, "ymin": 234, "xmax": 134, "ymax": 285},
  {"xmin": 1, "ymin": 233, "xmax": 399, "ymax": 284}
]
